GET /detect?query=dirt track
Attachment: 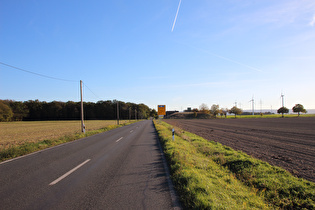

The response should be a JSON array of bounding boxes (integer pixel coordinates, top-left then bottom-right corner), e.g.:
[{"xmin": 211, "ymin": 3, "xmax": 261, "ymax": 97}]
[{"xmin": 165, "ymin": 118, "xmax": 315, "ymax": 182}]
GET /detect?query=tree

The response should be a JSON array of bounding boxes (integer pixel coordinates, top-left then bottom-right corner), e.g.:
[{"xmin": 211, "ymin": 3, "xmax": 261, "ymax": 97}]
[
  {"xmin": 2, "ymin": 99, "xmax": 152, "ymax": 121},
  {"xmin": 229, "ymin": 106, "xmax": 242, "ymax": 118},
  {"xmin": 211, "ymin": 104, "xmax": 220, "ymax": 118},
  {"xmin": 140, "ymin": 104, "xmax": 150, "ymax": 119},
  {"xmin": 192, "ymin": 108, "xmax": 199, "ymax": 112},
  {"xmin": 219, "ymin": 109, "xmax": 224, "ymax": 118},
  {"xmin": 65, "ymin": 101, "xmax": 80, "ymax": 120},
  {"xmin": 5, "ymin": 100, "xmax": 28, "ymax": 121},
  {"xmin": 220, "ymin": 108, "xmax": 228, "ymax": 118},
  {"xmin": 191, "ymin": 108, "xmax": 198, "ymax": 118},
  {"xmin": 277, "ymin": 106, "xmax": 289, "ymax": 118},
  {"xmin": 0, "ymin": 101, "xmax": 13, "ymax": 122},
  {"xmin": 49, "ymin": 101, "xmax": 65, "ymax": 120},
  {"xmin": 24, "ymin": 100, "xmax": 44, "ymax": 120},
  {"xmin": 292, "ymin": 104, "xmax": 306, "ymax": 116},
  {"xmin": 219, "ymin": 108, "xmax": 227, "ymax": 118},
  {"xmin": 199, "ymin": 103, "xmax": 210, "ymax": 114},
  {"xmin": 150, "ymin": 109, "xmax": 158, "ymax": 119}
]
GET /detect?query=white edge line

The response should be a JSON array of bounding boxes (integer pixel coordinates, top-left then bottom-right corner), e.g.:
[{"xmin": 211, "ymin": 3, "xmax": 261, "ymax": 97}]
[
  {"xmin": 0, "ymin": 125, "xmax": 127, "ymax": 165},
  {"xmin": 0, "ymin": 133, "xmax": 94, "ymax": 165},
  {"xmin": 49, "ymin": 159, "xmax": 91, "ymax": 186},
  {"xmin": 116, "ymin": 137, "xmax": 123, "ymax": 142}
]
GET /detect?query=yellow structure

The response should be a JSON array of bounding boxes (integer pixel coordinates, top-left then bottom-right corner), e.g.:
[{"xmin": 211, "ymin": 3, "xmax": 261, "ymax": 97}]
[{"xmin": 158, "ymin": 105, "xmax": 166, "ymax": 115}]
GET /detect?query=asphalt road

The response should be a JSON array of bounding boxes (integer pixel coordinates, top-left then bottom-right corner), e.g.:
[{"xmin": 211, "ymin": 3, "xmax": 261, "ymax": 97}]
[{"xmin": 0, "ymin": 120, "xmax": 180, "ymax": 209}]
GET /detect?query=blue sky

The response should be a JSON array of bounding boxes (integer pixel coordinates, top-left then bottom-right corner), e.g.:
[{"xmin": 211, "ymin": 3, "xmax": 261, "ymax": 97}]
[{"xmin": 1, "ymin": 0, "xmax": 315, "ymax": 111}]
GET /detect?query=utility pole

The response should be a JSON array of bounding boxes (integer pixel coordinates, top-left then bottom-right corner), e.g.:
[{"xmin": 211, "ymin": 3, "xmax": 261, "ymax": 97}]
[
  {"xmin": 80, "ymin": 80, "xmax": 85, "ymax": 133},
  {"xmin": 129, "ymin": 107, "xmax": 131, "ymax": 122},
  {"xmin": 135, "ymin": 109, "xmax": 137, "ymax": 121},
  {"xmin": 117, "ymin": 100, "xmax": 119, "ymax": 125}
]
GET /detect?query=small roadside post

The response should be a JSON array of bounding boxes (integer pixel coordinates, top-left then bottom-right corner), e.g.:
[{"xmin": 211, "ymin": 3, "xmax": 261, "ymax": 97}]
[{"xmin": 172, "ymin": 128, "xmax": 175, "ymax": 141}]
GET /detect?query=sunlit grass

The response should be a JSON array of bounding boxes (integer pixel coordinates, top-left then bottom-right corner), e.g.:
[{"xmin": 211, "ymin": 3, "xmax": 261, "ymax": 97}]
[
  {"xmin": 0, "ymin": 120, "xmax": 136, "ymax": 161},
  {"xmin": 0, "ymin": 120, "xmax": 132, "ymax": 149}
]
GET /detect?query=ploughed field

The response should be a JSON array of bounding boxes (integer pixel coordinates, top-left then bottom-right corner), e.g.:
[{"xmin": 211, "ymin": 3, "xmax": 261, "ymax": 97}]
[{"xmin": 165, "ymin": 117, "xmax": 315, "ymax": 182}]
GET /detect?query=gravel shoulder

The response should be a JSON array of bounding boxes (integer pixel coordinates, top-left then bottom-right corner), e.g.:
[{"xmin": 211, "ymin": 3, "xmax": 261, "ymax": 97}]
[{"xmin": 165, "ymin": 118, "xmax": 315, "ymax": 182}]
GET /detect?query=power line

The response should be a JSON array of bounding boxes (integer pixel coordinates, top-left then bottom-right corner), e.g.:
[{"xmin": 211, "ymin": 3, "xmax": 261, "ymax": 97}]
[
  {"xmin": 1, "ymin": 61, "xmax": 103, "ymax": 101},
  {"xmin": 0, "ymin": 61, "xmax": 77, "ymax": 82},
  {"xmin": 83, "ymin": 82, "xmax": 101, "ymax": 99}
]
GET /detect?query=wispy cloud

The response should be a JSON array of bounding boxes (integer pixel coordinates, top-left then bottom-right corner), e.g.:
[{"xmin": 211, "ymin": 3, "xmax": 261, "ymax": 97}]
[
  {"xmin": 125, "ymin": 81, "xmax": 227, "ymax": 91},
  {"xmin": 233, "ymin": 1, "xmax": 315, "ymax": 27},
  {"xmin": 310, "ymin": 14, "xmax": 315, "ymax": 27},
  {"xmin": 139, "ymin": 76, "xmax": 172, "ymax": 80},
  {"xmin": 168, "ymin": 82, "xmax": 226, "ymax": 88}
]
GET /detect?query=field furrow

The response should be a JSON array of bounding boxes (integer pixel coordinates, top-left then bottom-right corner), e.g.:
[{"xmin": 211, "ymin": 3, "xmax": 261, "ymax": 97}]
[{"xmin": 165, "ymin": 118, "xmax": 315, "ymax": 182}]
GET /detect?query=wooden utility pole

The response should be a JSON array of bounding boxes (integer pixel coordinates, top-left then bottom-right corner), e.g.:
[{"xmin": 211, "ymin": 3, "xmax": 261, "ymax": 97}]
[
  {"xmin": 117, "ymin": 101, "xmax": 119, "ymax": 125},
  {"xmin": 80, "ymin": 80, "xmax": 85, "ymax": 133}
]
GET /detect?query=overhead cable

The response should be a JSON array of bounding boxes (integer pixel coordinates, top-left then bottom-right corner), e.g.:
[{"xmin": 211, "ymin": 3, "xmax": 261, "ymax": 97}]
[
  {"xmin": 0, "ymin": 61, "xmax": 78, "ymax": 82},
  {"xmin": 83, "ymin": 82, "xmax": 101, "ymax": 99}
]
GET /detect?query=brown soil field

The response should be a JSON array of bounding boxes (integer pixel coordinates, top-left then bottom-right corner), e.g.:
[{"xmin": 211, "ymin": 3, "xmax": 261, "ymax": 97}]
[{"xmin": 165, "ymin": 118, "xmax": 315, "ymax": 182}]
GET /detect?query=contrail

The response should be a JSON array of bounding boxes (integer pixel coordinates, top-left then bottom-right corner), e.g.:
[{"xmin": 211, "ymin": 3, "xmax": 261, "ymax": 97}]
[
  {"xmin": 204, "ymin": 50, "xmax": 263, "ymax": 72},
  {"xmin": 172, "ymin": 0, "xmax": 182, "ymax": 32},
  {"xmin": 181, "ymin": 43, "xmax": 263, "ymax": 72}
]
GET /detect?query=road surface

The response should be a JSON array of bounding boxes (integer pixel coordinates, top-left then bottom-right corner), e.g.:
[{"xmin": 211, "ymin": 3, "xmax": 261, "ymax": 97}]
[{"xmin": 0, "ymin": 120, "xmax": 180, "ymax": 209}]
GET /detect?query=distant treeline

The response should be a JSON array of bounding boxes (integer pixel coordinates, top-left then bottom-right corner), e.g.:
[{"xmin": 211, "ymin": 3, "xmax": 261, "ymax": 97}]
[{"xmin": 0, "ymin": 99, "xmax": 157, "ymax": 121}]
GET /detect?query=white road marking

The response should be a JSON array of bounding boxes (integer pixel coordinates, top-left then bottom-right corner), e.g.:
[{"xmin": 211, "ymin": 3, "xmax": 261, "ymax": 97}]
[
  {"xmin": 130, "ymin": 130, "xmax": 134, "ymax": 133},
  {"xmin": 116, "ymin": 137, "xmax": 123, "ymax": 142},
  {"xmin": 49, "ymin": 159, "xmax": 91, "ymax": 186}
]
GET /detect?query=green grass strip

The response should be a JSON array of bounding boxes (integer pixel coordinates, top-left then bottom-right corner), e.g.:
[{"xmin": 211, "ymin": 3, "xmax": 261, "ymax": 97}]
[
  {"xmin": 154, "ymin": 120, "xmax": 315, "ymax": 209},
  {"xmin": 224, "ymin": 114, "xmax": 315, "ymax": 119},
  {"xmin": 0, "ymin": 122, "xmax": 134, "ymax": 162}
]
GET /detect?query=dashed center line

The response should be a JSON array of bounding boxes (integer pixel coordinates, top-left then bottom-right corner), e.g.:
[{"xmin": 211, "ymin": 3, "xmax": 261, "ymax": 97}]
[
  {"xmin": 49, "ymin": 159, "xmax": 90, "ymax": 186},
  {"xmin": 116, "ymin": 137, "xmax": 123, "ymax": 142},
  {"xmin": 130, "ymin": 130, "xmax": 134, "ymax": 133}
]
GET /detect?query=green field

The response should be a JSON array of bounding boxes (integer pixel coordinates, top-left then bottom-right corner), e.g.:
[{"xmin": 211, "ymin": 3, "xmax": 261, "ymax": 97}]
[
  {"xmin": 154, "ymin": 120, "xmax": 315, "ymax": 209},
  {"xmin": 224, "ymin": 114, "xmax": 315, "ymax": 119},
  {"xmin": 0, "ymin": 120, "xmax": 134, "ymax": 161}
]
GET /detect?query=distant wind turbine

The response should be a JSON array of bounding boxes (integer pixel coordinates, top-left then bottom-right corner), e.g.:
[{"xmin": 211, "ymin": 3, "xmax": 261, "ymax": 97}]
[
  {"xmin": 172, "ymin": 0, "xmax": 182, "ymax": 32},
  {"xmin": 280, "ymin": 92, "xmax": 285, "ymax": 107},
  {"xmin": 249, "ymin": 96, "xmax": 255, "ymax": 115}
]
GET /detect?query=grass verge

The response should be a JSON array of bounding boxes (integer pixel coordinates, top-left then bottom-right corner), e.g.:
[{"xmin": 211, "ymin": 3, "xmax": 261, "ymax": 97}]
[
  {"xmin": 154, "ymin": 120, "xmax": 315, "ymax": 209},
  {"xmin": 0, "ymin": 121, "xmax": 134, "ymax": 162}
]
